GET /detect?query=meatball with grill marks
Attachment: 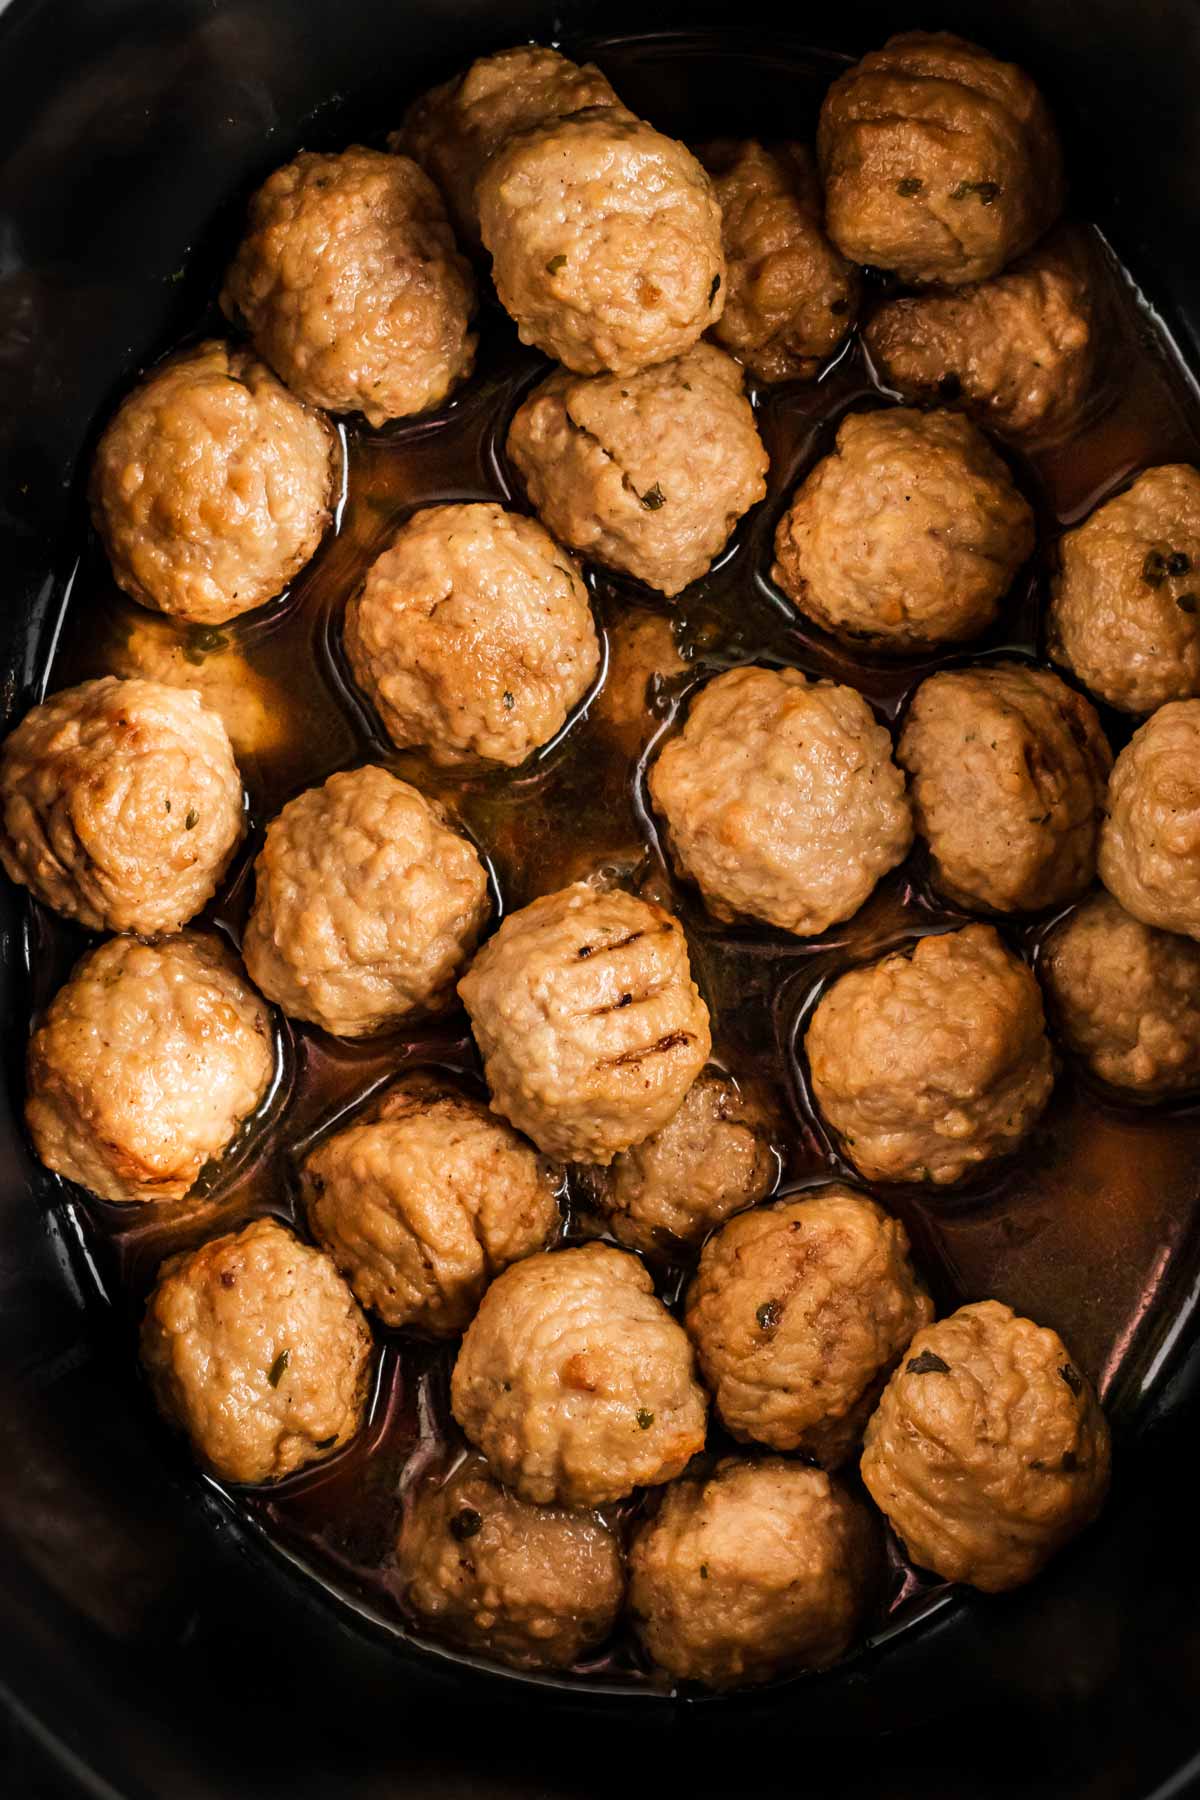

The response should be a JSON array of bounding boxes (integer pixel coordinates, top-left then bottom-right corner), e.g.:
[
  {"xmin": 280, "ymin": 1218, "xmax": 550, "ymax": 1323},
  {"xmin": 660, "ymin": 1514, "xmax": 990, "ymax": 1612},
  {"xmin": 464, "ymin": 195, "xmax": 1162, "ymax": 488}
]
[{"xmin": 1099, "ymin": 700, "xmax": 1200, "ymax": 939}]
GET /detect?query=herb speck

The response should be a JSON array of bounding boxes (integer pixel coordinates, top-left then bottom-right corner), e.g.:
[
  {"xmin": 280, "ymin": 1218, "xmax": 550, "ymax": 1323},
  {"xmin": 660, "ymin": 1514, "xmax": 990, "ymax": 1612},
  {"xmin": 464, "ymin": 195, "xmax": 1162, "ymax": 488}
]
[
  {"xmin": 267, "ymin": 1348, "xmax": 291, "ymax": 1387},
  {"xmin": 756, "ymin": 1299, "xmax": 782, "ymax": 1331},
  {"xmin": 907, "ymin": 1350, "xmax": 950, "ymax": 1376},
  {"xmin": 641, "ymin": 483, "xmax": 666, "ymax": 511},
  {"xmin": 636, "ymin": 1408, "xmax": 654, "ymax": 1431}
]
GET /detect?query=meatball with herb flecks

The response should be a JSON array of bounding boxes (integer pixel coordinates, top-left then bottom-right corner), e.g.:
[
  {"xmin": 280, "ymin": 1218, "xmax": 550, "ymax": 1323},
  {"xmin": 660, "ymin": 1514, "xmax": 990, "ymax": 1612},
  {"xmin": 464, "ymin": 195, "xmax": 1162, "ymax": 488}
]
[{"xmin": 1098, "ymin": 700, "xmax": 1200, "ymax": 939}]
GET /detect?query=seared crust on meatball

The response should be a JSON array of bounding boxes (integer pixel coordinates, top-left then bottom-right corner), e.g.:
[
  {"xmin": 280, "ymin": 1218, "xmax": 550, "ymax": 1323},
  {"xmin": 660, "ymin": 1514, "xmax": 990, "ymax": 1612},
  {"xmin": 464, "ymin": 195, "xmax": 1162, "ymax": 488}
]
[
  {"xmin": 396, "ymin": 1450, "xmax": 624, "ymax": 1670},
  {"xmin": 628, "ymin": 1456, "xmax": 880, "ymax": 1688},
  {"xmin": 899, "ymin": 663, "xmax": 1111, "ymax": 913},
  {"xmin": 1049, "ymin": 466, "xmax": 1200, "ymax": 715},
  {"xmin": 507, "ymin": 344, "xmax": 767, "ymax": 598},
  {"xmin": 478, "ymin": 109, "xmax": 724, "ymax": 375},
  {"xmin": 221, "ymin": 147, "xmax": 476, "ymax": 425},
  {"xmin": 817, "ymin": 31, "xmax": 1064, "ymax": 286},
  {"xmin": 243, "ymin": 766, "xmax": 489, "ymax": 1037},
  {"xmin": 344, "ymin": 502, "xmax": 599, "ymax": 766},
  {"xmin": 649, "ymin": 665, "xmax": 912, "ymax": 935},
  {"xmin": 698, "ymin": 139, "xmax": 859, "ymax": 383},
  {"xmin": 301, "ymin": 1071, "xmax": 561, "ymax": 1333},
  {"xmin": 458, "ymin": 882, "xmax": 710, "ymax": 1163},
  {"xmin": 1099, "ymin": 701, "xmax": 1200, "ymax": 939},
  {"xmin": 26, "ymin": 932, "xmax": 272, "ymax": 1205},
  {"xmin": 0, "ymin": 676, "xmax": 244, "ymax": 935},
  {"xmin": 140, "ymin": 1216, "xmax": 373, "ymax": 1484},
  {"xmin": 90, "ymin": 340, "xmax": 336, "ymax": 625},
  {"xmin": 861, "ymin": 1300, "xmax": 1111, "ymax": 1591},
  {"xmin": 805, "ymin": 925, "xmax": 1054, "ymax": 1184},
  {"xmin": 771, "ymin": 408, "xmax": 1034, "ymax": 652},
  {"xmin": 450, "ymin": 1243, "xmax": 708, "ymax": 1506}
]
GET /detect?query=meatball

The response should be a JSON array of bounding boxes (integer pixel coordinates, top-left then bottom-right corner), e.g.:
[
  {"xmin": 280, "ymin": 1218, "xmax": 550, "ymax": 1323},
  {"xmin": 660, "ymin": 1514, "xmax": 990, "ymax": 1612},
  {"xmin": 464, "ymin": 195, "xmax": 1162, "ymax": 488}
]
[
  {"xmin": 393, "ymin": 44, "xmax": 622, "ymax": 247},
  {"xmin": 685, "ymin": 1187, "xmax": 933, "ymax": 1464},
  {"xmin": 574, "ymin": 1067, "xmax": 779, "ymax": 1258},
  {"xmin": 90, "ymin": 339, "xmax": 336, "ymax": 626},
  {"xmin": 506, "ymin": 344, "xmax": 767, "ymax": 598},
  {"xmin": 649, "ymin": 665, "xmax": 912, "ymax": 936},
  {"xmin": 1040, "ymin": 891, "xmax": 1200, "ymax": 1096},
  {"xmin": 1099, "ymin": 701, "xmax": 1200, "ymax": 938},
  {"xmin": 698, "ymin": 139, "xmax": 859, "ymax": 383},
  {"xmin": 221, "ymin": 147, "xmax": 476, "ymax": 425},
  {"xmin": 0, "ymin": 676, "xmax": 244, "ymax": 935},
  {"xmin": 477, "ymin": 108, "xmax": 724, "ymax": 375},
  {"xmin": 1048, "ymin": 466, "xmax": 1200, "ymax": 715},
  {"xmin": 771, "ymin": 408, "xmax": 1034, "ymax": 652},
  {"xmin": 111, "ymin": 616, "xmax": 289, "ymax": 764},
  {"xmin": 140, "ymin": 1216, "xmax": 373, "ymax": 1485},
  {"xmin": 817, "ymin": 31, "xmax": 1064, "ymax": 286},
  {"xmin": 860, "ymin": 1300, "xmax": 1111, "ymax": 1592},
  {"xmin": 450, "ymin": 1243, "xmax": 708, "ymax": 1506},
  {"xmin": 396, "ymin": 1451, "xmax": 624, "ymax": 1671},
  {"xmin": 805, "ymin": 925, "xmax": 1054, "ymax": 1185},
  {"xmin": 458, "ymin": 882, "xmax": 710, "ymax": 1163},
  {"xmin": 628, "ymin": 1457, "xmax": 879, "ymax": 1689},
  {"xmin": 591, "ymin": 610, "xmax": 686, "ymax": 754},
  {"xmin": 898, "ymin": 663, "xmax": 1111, "ymax": 914},
  {"xmin": 26, "ymin": 932, "xmax": 272, "ymax": 1206},
  {"xmin": 243, "ymin": 765, "xmax": 489, "ymax": 1037},
  {"xmin": 343, "ymin": 502, "xmax": 599, "ymax": 766},
  {"xmin": 301, "ymin": 1071, "xmax": 561, "ymax": 1333}
]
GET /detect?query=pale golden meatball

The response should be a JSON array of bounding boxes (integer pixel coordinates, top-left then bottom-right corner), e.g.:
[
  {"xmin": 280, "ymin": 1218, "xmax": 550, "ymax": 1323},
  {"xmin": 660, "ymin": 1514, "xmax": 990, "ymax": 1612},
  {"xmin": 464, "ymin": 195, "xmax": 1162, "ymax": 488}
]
[
  {"xmin": 140, "ymin": 1217, "xmax": 373, "ymax": 1485},
  {"xmin": 685, "ymin": 1188, "xmax": 933, "ymax": 1465},
  {"xmin": 343, "ymin": 502, "xmax": 599, "ymax": 766},
  {"xmin": 861, "ymin": 1301, "xmax": 1111, "ymax": 1592},
  {"xmin": 817, "ymin": 31, "xmax": 1064, "ymax": 286},
  {"xmin": 628, "ymin": 1457, "xmax": 879, "ymax": 1689},
  {"xmin": 458, "ymin": 882, "xmax": 710, "ymax": 1163},
  {"xmin": 698, "ymin": 139, "xmax": 859, "ymax": 383},
  {"xmin": 110, "ymin": 615, "xmax": 289, "ymax": 764},
  {"xmin": 649, "ymin": 665, "xmax": 912, "ymax": 936},
  {"xmin": 26, "ymin": 932, "xmax": 272, "ymax": 1206},
  {"xmin": 301, "ymin": 1071, "xmax": 561, "ymax": 1333},
  {"xmin": 0, "ymin": 676, "xmax": 244, "ymax": 935},
  {"xmin": 90, "ymin": 340, "xmax": 336, "ymax": 625},
  {"xmin": 898, "ymin": 663, "xmax": 1111, "ymax": 914},
  {"xmin": 507, "ymin": 344, "xmax": 767, "ymax": 598},
  {"xmin": 1049, "ymin": 466, "xmax": 1200, "ymax": 715},
  {"xmin": 771, "ymin": 408, "xmax": 1034, "ymax": 652},
  {"xmin": 396, "ymin": 1451, "xmax": 624, "ymax": 1671},
  {"xmin": 450, "ymin": 1243, "xmax": 708, "ymax": 1506},
  {"xmin": 478, "ymin": 109, "xmax": 724, "ymax": 375},
  {"xmin": 221, "ymin": 147, "xmax": 476, "ymax": 425},
  {"xmin": 1041, "ymin": 891, "xmax": 1200, "ymax": 1096},
  {"xmin": 805, "ymin": 925, "xmax": 1054, "ymax": 1185},
  {"xmin": 1099, "ymin": 701, "xmax": 1200, "ymax": 939},
  {"xmin": 591, "ymin": 610, "xmax": 686, "ymax": 754},
  {"xmin": 243, "ymin": 766, "xmax": 489, "ymax": 1037}
]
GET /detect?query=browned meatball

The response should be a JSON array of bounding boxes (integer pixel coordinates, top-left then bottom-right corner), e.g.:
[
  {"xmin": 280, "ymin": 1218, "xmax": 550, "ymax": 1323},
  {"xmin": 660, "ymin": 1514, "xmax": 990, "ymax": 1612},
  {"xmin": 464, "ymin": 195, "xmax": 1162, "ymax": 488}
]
[
  {"xmin": 243, "ymin": 766, "xmax": 489, "ymax": 1037},
  {"xmin": 860, "ymin": 1300, "xmax": 1111, "ymax": 1592},
  {"xmin": 396, "ymin": 1451, "xmax": 624, "ymax": 1671},
  {"xmin": 343, "ymin": 502, "xmax": 599, "ymax": 766},
  {"xmin": 301, "ymin": 1071, "xmax": 561, "ymax": 1333},
  {"xmin": 506, "ymin": 344, "xmax": 767, "ymax": 598},
  {"xmin": 1041, "ymin": 891, "xmax": 1200, "ymax": 1096},
  {"xmin": 458, "ymin": 882, "xmax": 710, "ymax": 1163},
  {"xmin": 26, "ymin": 932, "xmax": 272, "ymax": 1206},
  {"xmin": 898, "ymin": 663, "xmax": 1111, "ymax": 914},
  {"xmin": 1099, "ymin": 701, "xmax": 1200, "ymax": 939},
  {"xmin": 698, "ymin": 139, "xmax": 859, "ymax": 383},
  {"xmin": 628, "ymin": 1457, "xmax": 879, "ymax": 1689},
  {"xmin": 771, "ymin": 408, "xmax": 1034, "ymax": 652},
  {"xmin": 450, "ymin": 1243, "xmax": 708, "ymax": 1506},
  {"xmin": 221, "ymin": 147, "xmax": 476, "ymax": 425},
  {"xmin": 591, "ymin": 610, "xmax": 686, "ymax": 754},
  {"xmin": 478, "ymin": 109, "xmax": 724, "ymax": 375},
  {"xmin": 90, "ymin": 340, "xmax": 336, "ymax": 625},
  {"xmin": 1049, "ymin": 466, "xmax": 1200, "ymax": 715},
  {"xmin": 805, "ymin": 925, "xmax": 1055, "ymax": 1185},
  {"xmin": 574, "ymin": 1067, "xmax": 779, "ymax": 1258},
  {"xmin": 0, "ymin": 677, "xmax": 244, "ymax": 935},
  {"xmin": 817, "ymin": 32, "xmax": 1064, "ymax": 286},
  {"xmin": 649, "ymin": 665, "xmax": 912, "ymax": 935},
  {"xmin": 140, "ymin": 1217, "xmax": 373, "ymax": 1485}
]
